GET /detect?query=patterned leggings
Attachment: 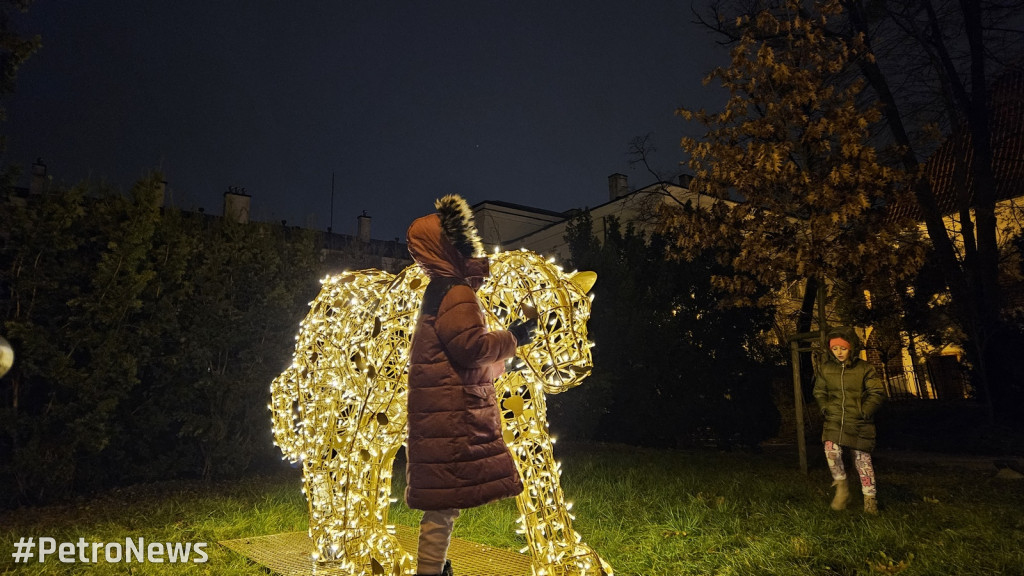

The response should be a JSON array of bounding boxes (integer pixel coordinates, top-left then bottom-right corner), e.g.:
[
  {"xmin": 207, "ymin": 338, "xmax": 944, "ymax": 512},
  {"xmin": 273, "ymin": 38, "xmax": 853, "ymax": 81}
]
[{"xmin": 824, "ymin": 441, "xmax": 876, "ymax": 497}]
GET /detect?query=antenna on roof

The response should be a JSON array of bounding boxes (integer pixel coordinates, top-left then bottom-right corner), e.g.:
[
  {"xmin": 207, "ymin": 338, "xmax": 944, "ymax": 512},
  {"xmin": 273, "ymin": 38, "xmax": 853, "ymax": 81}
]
[{"xmin": 330, "ymin": 172, "xmax": 335, "ymax": 233}]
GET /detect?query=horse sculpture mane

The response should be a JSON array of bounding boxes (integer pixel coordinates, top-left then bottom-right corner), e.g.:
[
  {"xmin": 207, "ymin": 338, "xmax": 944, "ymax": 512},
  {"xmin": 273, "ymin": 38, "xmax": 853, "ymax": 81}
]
[{"xmin": 270, "ymin": 249, "xmax": 612, "ymax": 576}]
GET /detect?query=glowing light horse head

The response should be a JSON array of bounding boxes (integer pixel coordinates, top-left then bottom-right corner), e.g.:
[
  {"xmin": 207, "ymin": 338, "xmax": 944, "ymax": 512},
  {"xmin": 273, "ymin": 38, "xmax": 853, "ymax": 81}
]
[{"xmin": 270, "ymin": 248, "xmax": 611, "ymax": 576}]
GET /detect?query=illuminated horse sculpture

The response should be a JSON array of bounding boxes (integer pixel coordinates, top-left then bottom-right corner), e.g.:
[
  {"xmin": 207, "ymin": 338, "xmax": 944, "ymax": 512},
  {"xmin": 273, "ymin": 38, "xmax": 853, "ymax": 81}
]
[{"xmin": 270, "ymin": 249, "xmax": 613, "ymax": 576}]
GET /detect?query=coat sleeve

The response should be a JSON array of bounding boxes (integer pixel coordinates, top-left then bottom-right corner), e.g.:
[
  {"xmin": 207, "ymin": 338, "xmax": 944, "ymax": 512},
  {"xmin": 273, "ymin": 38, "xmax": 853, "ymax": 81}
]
[
  {"xmin": 860, "ymin": 364, "xmax": 886, "ymax": 418},
  {"xmin": 812, "ymin": 364, "xmax": 828, "ymax": 415},
  {"xmin": 435, "ymin": 285, "xmax": 517, "ymax": 369}
]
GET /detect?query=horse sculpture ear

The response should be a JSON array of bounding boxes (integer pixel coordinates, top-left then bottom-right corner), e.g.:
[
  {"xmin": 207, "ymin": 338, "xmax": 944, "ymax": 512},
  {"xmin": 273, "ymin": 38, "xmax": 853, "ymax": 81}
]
[{"xmin": 568, "ymin": 270, "xmax": 597, "ymax": 293}]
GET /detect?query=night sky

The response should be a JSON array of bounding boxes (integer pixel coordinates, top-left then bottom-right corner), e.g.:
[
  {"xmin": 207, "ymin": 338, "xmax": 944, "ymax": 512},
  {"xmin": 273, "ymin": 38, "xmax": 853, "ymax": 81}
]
[{"xmin": 3, "ymin": 1, "xmax": 728, "ymax": 242}]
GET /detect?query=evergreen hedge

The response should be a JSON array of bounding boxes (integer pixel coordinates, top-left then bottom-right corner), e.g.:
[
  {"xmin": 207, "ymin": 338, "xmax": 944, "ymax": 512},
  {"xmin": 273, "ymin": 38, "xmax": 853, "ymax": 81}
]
[{"xmin": 0, "ymin": 174, "xmax": 321, "ymax": 506}]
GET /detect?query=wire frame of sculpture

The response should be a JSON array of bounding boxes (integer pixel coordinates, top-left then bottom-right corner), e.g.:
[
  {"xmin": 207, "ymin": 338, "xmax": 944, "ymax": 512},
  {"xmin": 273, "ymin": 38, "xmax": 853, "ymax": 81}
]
[{"xmin": 270, "ymin": 249, "xmax": 613, "ymax": 576}]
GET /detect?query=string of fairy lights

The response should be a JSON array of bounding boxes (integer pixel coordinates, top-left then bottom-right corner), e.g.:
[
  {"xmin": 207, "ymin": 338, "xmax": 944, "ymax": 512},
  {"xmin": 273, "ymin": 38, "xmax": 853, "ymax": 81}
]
[{"xmin": 270, "ymin": 248, "xmax": 612, "ymax": 576}]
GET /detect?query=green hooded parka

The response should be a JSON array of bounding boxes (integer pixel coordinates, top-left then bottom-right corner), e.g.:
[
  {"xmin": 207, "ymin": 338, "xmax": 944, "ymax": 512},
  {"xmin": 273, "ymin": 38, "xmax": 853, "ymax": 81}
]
[{"xmin": 813, "ymin": 326, "xmax": 886, "ymax": 452}]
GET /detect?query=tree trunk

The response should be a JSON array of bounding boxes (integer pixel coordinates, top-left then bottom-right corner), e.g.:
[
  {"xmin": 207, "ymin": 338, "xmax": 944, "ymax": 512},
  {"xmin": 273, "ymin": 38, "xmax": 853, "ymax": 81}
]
[
  {"xmin": 958, "ymin": 0, "xmax": 1005, "ymax": 422},
  {"xmin": 796, "ymin": 276, "xmax": 819, "ymax": 402},
  {"xmin": 843, "ymin": 0, "xmax": 1003, "ymax": 423}
]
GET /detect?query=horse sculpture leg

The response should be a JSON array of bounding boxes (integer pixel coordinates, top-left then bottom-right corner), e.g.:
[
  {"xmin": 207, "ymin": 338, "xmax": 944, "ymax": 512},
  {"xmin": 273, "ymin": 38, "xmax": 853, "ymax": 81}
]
[
  {"xmin": 498, "ymin": 373, "xmax": 612, "ymax": 576},
  {"xmin": 278, "ymin": 271, "xmax": 415, "ymax": 575},
  {"xmin": 304, "ymin": 405, "xmax": 411, "ymax": 575}
]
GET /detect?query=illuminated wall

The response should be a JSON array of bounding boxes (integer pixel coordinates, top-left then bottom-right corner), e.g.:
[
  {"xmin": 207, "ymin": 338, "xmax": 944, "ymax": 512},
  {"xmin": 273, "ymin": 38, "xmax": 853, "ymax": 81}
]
[{"xmin": 270, "ymin": 249, "xmax": 612, "ymax": 576}]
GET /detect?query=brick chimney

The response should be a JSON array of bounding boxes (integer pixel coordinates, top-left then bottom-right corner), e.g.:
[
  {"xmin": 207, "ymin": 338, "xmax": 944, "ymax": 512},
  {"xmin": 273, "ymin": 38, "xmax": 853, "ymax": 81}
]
[
  {"xmin": 357, "ymin": 211, "xmax": 371, "ymax": 242},
  {"xmin": 608, "ymin": 173, "xmax": 629, "ymax": 201},
  {"xmin": 30, "ymin": 158, "xmax": 48, "ymax": 195},
  {"xmin": 223, "ymin": 186, "xmax": 251, "ymax": 224}
]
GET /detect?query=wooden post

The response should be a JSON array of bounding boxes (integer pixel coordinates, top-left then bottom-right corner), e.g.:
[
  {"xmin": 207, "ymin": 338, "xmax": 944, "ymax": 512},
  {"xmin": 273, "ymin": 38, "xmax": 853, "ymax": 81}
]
[
  {"xmin": 791, "ymin": 339, "xmax": 807, "ymax": 475},
  {"xmin": 817, "ymin": 281, "xmax": 828, "ymax": 346}
]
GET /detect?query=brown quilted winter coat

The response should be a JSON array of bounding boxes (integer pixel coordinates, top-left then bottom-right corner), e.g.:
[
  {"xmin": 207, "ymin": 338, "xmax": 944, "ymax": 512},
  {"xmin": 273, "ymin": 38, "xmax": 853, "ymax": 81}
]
[{"xmin": 404, "ymin": 201, "xmax": 523, "ymax": 511}]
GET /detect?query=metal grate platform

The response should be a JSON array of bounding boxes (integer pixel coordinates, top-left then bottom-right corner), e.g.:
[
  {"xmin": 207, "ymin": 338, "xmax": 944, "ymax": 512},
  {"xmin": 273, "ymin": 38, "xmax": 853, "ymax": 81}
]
[{"xmin": 219, "ymin": 524, "xmax": 532, "ymax": 576}]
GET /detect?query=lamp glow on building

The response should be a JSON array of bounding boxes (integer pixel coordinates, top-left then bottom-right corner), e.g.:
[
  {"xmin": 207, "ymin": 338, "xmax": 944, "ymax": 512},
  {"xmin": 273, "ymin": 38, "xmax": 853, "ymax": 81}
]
[{"xmin": 270, "ymin": 249, "xmax": 612, "ymax": 575}]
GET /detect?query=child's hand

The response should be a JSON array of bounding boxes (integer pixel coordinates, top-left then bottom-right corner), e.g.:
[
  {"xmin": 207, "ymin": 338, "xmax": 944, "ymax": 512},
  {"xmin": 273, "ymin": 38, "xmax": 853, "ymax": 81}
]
[{"xmin": 507, "ymin": 318, "xmax": 539, "ymax": 347}]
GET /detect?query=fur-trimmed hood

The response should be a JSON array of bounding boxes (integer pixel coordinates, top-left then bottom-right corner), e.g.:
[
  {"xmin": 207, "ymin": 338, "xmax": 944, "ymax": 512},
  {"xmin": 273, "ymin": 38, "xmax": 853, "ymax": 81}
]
[
  {"xmin": 436, "ymin": 194, "xmax": 484, "ymax": 259},
  {"xmin": 407, "ymin": 194, "xmax": 489, "ymax": 283}
]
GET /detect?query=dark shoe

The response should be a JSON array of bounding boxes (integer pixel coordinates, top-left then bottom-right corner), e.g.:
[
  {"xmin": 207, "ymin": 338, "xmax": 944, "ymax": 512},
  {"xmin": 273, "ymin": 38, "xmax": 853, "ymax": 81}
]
[{"xmin": 416, "ymin": 559, "xmax": 453, "ymax": 576}]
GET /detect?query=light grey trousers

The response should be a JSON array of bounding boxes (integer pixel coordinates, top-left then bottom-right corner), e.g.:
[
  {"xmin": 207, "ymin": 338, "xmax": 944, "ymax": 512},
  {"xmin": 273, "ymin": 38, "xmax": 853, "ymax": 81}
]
[{"xmin": 417, "ymin": 508, "xmax": 459, "ymax": 575}]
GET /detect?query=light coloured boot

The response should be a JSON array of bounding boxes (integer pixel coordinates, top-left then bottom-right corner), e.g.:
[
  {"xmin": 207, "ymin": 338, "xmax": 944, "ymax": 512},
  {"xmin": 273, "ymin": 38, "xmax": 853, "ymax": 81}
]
[
  {"xmin": 830, "ymin": 479, "xmax": 850, "ymax": 510},
  {"xmin": 864, "ymin": 495, "xmax": 878, "ymax": 515}
]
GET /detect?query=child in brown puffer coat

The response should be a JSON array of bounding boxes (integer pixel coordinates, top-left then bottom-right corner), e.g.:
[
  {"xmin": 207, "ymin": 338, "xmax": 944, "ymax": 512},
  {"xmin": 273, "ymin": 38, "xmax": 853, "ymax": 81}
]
[
  {"xmin": 404, "ymin": 194, "xmax": 537, "ymax": 576},
  {"xmin": 813, "ymin": 326, "xmax": 886, "ymax": 514}
]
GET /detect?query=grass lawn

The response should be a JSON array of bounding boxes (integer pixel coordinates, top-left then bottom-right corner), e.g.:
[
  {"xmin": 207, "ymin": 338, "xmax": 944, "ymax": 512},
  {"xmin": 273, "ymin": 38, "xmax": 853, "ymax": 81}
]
[{"xmin": 1, "ymin": 443, "xmax": 1022, "ymax": 575}]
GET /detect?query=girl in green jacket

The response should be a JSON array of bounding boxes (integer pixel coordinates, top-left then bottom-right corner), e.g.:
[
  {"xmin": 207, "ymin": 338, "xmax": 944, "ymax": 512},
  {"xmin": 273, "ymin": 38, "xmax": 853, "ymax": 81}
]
[{"xmin": 813, "ymin": 327, "xmax": 886, "ymax": 514}]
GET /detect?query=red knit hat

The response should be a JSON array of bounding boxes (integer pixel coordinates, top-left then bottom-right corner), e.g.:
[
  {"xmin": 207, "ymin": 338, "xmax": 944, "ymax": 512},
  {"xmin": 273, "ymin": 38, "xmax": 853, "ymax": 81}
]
[{"xmin": 829, "ymin": 337, "xmax": 851, "ymax": 350}]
